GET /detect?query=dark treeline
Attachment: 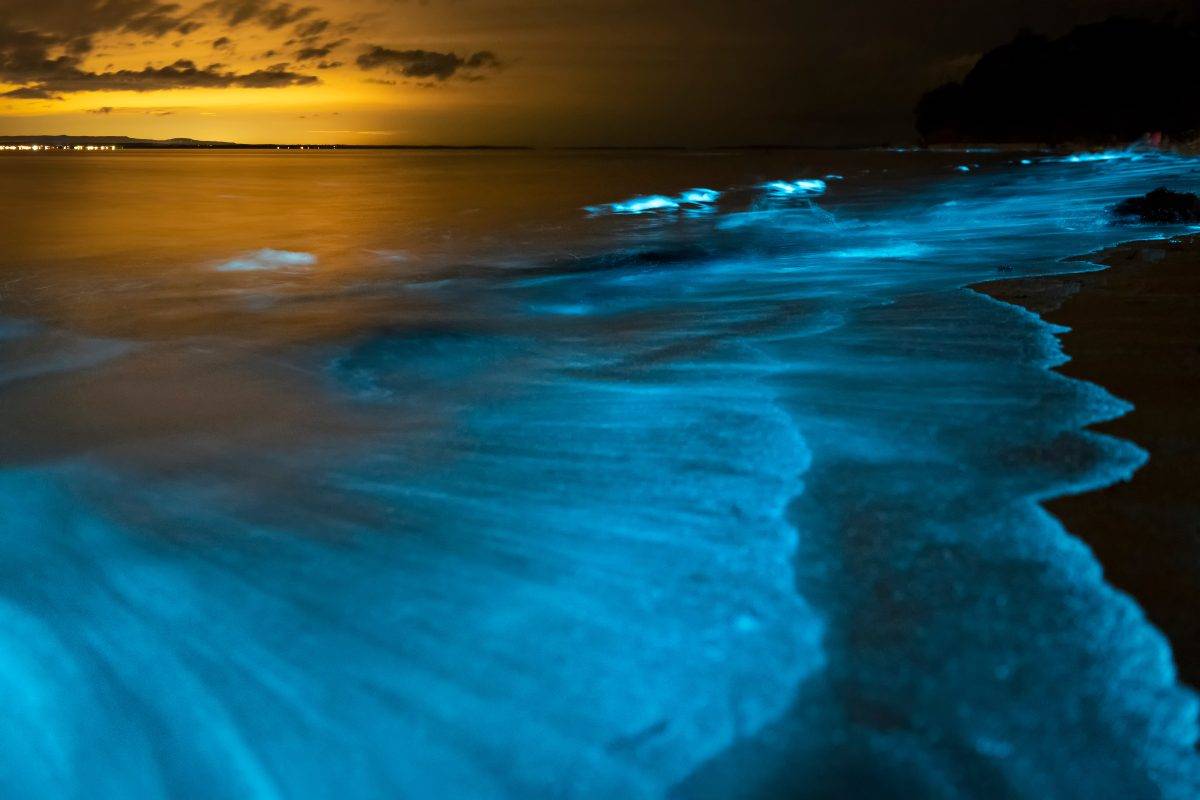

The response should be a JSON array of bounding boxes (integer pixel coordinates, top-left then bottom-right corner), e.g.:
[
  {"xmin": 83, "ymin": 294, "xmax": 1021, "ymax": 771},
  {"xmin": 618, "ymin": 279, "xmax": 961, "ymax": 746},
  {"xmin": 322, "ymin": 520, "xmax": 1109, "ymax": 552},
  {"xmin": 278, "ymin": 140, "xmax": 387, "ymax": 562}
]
[{"xmin": 916, "ymin": 16, "xmax": 1200, "ymax": 145}]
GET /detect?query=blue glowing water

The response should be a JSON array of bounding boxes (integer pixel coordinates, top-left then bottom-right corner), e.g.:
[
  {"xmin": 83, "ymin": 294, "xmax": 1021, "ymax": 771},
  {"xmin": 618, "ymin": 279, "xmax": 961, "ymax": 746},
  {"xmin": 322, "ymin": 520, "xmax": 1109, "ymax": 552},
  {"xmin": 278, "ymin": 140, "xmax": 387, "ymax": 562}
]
[
  {"xmin": 763, "ymin": 177, "xmax": 828, "ymax": 196},
  {"xmin": 1, "ymin": 148, "xmax": 1199, "ymax": 798}
]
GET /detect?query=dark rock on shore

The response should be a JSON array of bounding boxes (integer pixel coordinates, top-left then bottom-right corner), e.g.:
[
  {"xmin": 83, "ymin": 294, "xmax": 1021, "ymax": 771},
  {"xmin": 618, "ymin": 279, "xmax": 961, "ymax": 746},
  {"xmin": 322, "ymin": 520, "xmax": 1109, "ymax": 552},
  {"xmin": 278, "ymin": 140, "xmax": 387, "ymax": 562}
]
[
  {"xmin": 916, "ymin": 17, "xmax": 1200, "ymax": 145},
  {"xmin": 1114, "ymin": 188, "xmax": 1200, "ymax": 224}
]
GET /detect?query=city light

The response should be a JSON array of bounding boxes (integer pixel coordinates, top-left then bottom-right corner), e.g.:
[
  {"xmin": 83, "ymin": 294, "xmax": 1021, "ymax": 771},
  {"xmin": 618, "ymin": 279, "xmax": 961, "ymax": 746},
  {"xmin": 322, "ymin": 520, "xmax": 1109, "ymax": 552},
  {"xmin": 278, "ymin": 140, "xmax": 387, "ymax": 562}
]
[{"xmin": 0, "ymin": 143, "xmax": 118, "ymax": 151}]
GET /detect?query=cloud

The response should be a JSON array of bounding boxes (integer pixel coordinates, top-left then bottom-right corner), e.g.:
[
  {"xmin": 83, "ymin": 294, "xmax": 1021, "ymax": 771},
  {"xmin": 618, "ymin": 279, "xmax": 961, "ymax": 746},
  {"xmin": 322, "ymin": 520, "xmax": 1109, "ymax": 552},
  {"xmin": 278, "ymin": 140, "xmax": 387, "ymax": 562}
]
[
  {"xmin": 1, "ymin": 5, "xmax": 498, "ymax": 100},
  {"xmin": 464, "ymin": 51, "xmax": 500, "ymax": 70},
  {"xmin": 85, "ymin": 103, "xmax": 199, "ymax": 114},
  {"xmin": 67, "ymin": 36, "xmax": 94, "ymax": 54},
  {"xmin": 198, "ymin": 0, "xmax": 316, "ymax": 30},
  {"xmin": 3, "ymin": 55, "xmax": 317, "ymax": 95},
  {"xmin": 2, "ymin": 85, "xmax": 61, "ymax": 99},
  {"xmin": 356, "ymin": 46, "xmax": 502, "ymax": 81},
  {"xmin": 0, "ymin": 15, "xmax": 318, "ymax": 96},
  {"xmin": 260, "ymin": 3, "xmax": 313, "ymax": 30},
  {"xmin": 0, "ymin": 0, "xmax": 198, "ymax": 50},
  {"xmin": 295, "ymin": 38, "xmax": 345, "ymax": 60},
  {"xmin": 294, "ymin": 19, "xmax": 328, "ymax": 39}
]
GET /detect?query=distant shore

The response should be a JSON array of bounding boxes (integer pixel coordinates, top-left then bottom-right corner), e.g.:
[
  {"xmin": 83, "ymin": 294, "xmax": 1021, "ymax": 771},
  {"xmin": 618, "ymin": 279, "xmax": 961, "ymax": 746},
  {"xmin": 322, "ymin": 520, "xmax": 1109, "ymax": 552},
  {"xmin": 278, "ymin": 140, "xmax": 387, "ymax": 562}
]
[
  {"xmin": 0, "ymin": 139, "xmax": 535, "ymax": 151},
  {"xmin": 5, "ymin": 135, "xmax": 1194, "ymax": 154},
  {"xmin": 975, "ymin": 234, "xmax": 1200, "ymax": 688}
]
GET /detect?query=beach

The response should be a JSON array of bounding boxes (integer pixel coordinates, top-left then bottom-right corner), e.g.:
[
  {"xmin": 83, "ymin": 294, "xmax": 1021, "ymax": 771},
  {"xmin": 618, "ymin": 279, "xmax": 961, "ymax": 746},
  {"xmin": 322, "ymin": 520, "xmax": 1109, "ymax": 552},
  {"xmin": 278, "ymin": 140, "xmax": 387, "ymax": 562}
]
[{"xmin": 978, "ymin": 233, "xmax": 1200, "ymax": 688}]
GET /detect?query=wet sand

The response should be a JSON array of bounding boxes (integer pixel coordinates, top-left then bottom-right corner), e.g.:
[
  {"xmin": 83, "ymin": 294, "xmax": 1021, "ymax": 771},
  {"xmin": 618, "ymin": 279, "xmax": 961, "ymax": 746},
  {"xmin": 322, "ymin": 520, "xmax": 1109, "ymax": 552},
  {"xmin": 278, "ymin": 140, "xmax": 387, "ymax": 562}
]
[{"xmin": 977, "ymin": 234, "xmax": 1200, "ymax": 688}]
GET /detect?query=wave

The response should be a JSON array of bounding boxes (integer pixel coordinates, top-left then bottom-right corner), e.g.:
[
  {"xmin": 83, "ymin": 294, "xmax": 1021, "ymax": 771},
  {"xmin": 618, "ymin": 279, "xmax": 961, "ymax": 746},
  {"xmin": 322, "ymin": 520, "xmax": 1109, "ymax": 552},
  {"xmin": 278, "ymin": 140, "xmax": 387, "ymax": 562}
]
[{"xmin": 3, "ymin": 149, "xmax": 1200, "ymax": 797}]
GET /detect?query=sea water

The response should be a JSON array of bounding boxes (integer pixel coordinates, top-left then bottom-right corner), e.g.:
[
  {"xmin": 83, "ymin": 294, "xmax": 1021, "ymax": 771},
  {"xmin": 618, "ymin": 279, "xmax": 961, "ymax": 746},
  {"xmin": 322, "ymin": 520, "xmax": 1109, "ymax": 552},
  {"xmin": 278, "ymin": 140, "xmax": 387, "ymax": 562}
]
[{"xmin": 0, "ymin": 148, "xmax": 1198, "ymax": 798}]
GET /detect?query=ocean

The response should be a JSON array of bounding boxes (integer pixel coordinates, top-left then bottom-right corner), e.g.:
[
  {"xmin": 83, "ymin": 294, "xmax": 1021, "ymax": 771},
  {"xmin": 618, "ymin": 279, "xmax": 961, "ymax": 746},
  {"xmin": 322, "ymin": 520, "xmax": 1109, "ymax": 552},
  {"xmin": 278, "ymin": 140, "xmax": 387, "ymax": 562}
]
[{"xmin": 1, "ymin": 147, "xmax": 1199, "ymax": 798}]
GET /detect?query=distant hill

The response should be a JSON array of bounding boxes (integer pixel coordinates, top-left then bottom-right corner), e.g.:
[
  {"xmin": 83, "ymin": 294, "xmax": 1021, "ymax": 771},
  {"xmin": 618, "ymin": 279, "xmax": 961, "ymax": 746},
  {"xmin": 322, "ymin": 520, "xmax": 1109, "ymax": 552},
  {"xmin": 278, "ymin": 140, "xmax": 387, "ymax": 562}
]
[
  {"xmin": 0, "ymin": 135, "xmax": 239, "ymax": 147},
  {"xmin": 915, "ymin": 17, "xmax": 1200, "ymax": 146}
]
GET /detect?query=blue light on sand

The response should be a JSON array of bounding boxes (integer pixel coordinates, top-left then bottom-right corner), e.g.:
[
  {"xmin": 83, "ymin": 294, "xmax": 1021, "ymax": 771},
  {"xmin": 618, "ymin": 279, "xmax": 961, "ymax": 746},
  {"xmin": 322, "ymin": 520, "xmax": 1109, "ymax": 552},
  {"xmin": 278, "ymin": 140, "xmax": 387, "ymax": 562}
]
[
  {"xmin": 955, "ymin": 165, "xmax": 971, "ymax": 172},
  {"xmin": 763, "ymin": 179, "xmax": 827, "ymax": 197}
]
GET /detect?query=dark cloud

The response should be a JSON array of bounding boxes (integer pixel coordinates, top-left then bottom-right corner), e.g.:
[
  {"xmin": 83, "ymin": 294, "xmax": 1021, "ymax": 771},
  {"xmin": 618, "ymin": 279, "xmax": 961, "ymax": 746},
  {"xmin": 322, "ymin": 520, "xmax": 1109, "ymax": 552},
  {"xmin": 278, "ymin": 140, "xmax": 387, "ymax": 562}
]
[
  {"xmin": 1, "ymin": 46, "xmax": 317, "ymax": 95},
  {"xmin": 356, "ymin": 46, "xmax": 502, "ymax": 81},
  {"xmin": 120, "ymin": 4, "xmax": 189, "ymax": 37},
  {"xmin": 0, "ymin": 0, "xmax": 478, "ymax": 103},
  {"xmin": 294, "ymin": 19, "xmax": 328, "ymax": 39},
  {"xmin": 2, "ymin": 85, "xmax": 60, "ymax": 98},
  {"xmin": 198, "ymin": 0, "xmax": 315, "ymax": 30},
  {"xmin": 464, "ymin": 50, "xmax": 499, "ymax": 70},
  {"xmin": 0, "ymin": 20, "xmax": 55, "ymax": 58},
  {"xmin": 88, "ymin": 105, "xmax": 114, "ymax": 113},
  {"xmin": 260, "ymin": 3, "xmax": 311, "ymax": 29},
  {"xmin": 0, "ymin": 0, "xmax": 198, "ymax": 50},
  {"xmin": 0, "ymin": 9, "xmax": 319, "ymax": 97},
  {"xmin": 295, "ymin": 38, "xmax": 345, "ymax": 60},
  {"xmin": 0, "ymin": 4, "xmax": 213, "ymax": 98}
]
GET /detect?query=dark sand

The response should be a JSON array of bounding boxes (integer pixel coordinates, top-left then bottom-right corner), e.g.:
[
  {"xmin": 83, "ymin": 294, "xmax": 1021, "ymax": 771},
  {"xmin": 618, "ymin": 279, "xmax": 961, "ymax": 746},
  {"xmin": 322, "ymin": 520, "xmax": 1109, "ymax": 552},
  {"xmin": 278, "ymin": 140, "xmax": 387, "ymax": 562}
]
[{"xmin": 977, "ymin": 235, "xmax": 1200, "ymax": 688}]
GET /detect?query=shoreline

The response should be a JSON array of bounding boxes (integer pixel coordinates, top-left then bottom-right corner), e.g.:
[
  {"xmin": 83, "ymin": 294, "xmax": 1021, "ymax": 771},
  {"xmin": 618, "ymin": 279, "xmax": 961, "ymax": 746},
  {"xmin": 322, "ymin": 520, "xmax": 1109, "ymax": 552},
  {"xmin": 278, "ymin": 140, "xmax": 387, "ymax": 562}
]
[{"xmin": 975, "ymin": 233, "xmax": 1200, "ymax": 688}]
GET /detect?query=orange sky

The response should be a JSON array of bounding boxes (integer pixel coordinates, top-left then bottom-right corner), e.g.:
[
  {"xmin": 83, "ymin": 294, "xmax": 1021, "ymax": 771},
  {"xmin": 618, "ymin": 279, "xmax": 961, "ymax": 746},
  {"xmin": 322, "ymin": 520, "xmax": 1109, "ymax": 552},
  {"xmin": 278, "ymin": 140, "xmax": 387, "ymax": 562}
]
[
  {"xmin": 1, "ymin": 0, "xmax": 1188, "ymax": 146},
  {"xmin": 0, "ymin": 0, "xmax": 540, "ymax": 144}
]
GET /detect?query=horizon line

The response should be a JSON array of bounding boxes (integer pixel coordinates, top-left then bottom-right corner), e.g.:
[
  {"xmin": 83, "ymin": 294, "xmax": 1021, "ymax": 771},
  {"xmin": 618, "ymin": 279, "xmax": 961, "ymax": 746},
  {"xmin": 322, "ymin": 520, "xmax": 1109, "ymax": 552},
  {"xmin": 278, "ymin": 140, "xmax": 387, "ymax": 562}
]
[{"xmin": 0, "ymin": 134, "xmax": 909, "ymax": 151}]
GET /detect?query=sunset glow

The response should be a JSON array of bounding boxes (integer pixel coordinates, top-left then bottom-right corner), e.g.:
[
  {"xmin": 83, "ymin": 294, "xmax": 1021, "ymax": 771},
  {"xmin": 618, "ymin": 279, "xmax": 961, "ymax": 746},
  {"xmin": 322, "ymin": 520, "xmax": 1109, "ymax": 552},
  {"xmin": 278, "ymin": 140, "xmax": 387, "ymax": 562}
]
[{"xmin": 5, "ymin": 1, "xmax": 1186, "ymax": 146}]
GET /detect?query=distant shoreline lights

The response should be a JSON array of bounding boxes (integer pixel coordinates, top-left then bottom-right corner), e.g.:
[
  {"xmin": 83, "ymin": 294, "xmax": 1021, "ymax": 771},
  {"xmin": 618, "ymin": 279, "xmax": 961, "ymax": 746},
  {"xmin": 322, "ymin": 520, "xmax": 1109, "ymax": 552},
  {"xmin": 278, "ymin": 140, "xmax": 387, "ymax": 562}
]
[{"xmin": 1, "ymin": 144, "xmax": 118, "ymax": 151}]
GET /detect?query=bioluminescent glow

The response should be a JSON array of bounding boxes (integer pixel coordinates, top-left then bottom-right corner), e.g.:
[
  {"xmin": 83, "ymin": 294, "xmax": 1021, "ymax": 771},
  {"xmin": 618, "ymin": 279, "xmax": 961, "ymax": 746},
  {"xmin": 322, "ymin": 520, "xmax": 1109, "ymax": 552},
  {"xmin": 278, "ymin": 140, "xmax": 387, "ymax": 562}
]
[
  {"xmin": 763, "ymin": 178, "xmax": 827, "ymax": 196},
  {"xmin": 679, "ymin": 187, "xmax": 722, "ymax": 204},
  {"xmin": 216, "ymin": 248, "xmax": 317, "ymax": 272},
  {"xmin": 830, "ymin": 242, "xmax": 929, "ymax": 259},
  {"xmin": 2, "ymin": 149, "xmax": 1200, "ymax": 798},
  {"xmin": 586, "ymin": 187, "xmax": 721, "ymax": 215},
  {"xmin": 1061, "ymin": 149, "xmax": 1148, "ymax": 163},
  {"xmin": 583, "ymin": 195, "xmax": 673, "ymax": 214}
]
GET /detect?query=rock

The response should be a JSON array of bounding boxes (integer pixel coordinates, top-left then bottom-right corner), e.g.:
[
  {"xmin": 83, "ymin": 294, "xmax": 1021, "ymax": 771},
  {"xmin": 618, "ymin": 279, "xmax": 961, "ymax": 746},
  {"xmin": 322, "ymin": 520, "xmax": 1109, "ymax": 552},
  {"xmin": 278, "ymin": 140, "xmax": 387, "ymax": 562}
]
[{"xmin": 1113, "ymin": 188, "xmax": 1200, "ymax": 224}]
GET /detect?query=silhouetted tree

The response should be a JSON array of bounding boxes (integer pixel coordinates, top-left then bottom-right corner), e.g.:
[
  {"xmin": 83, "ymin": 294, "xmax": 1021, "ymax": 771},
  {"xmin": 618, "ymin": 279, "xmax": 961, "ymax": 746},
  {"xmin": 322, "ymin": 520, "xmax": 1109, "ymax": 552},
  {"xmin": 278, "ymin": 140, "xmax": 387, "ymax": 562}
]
[{"xmin": 915, "ymin": 17, "xmax": 1200, "ymax": 145}]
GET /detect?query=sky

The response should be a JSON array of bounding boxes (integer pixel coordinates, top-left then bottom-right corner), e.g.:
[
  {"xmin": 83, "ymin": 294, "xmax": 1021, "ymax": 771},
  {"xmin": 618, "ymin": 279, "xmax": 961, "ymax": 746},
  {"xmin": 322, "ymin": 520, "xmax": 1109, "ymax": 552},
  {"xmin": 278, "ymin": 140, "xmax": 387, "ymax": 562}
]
[{"xmin": 0, "ymin": 0, "xmax": 1189, "ymax": 146}]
